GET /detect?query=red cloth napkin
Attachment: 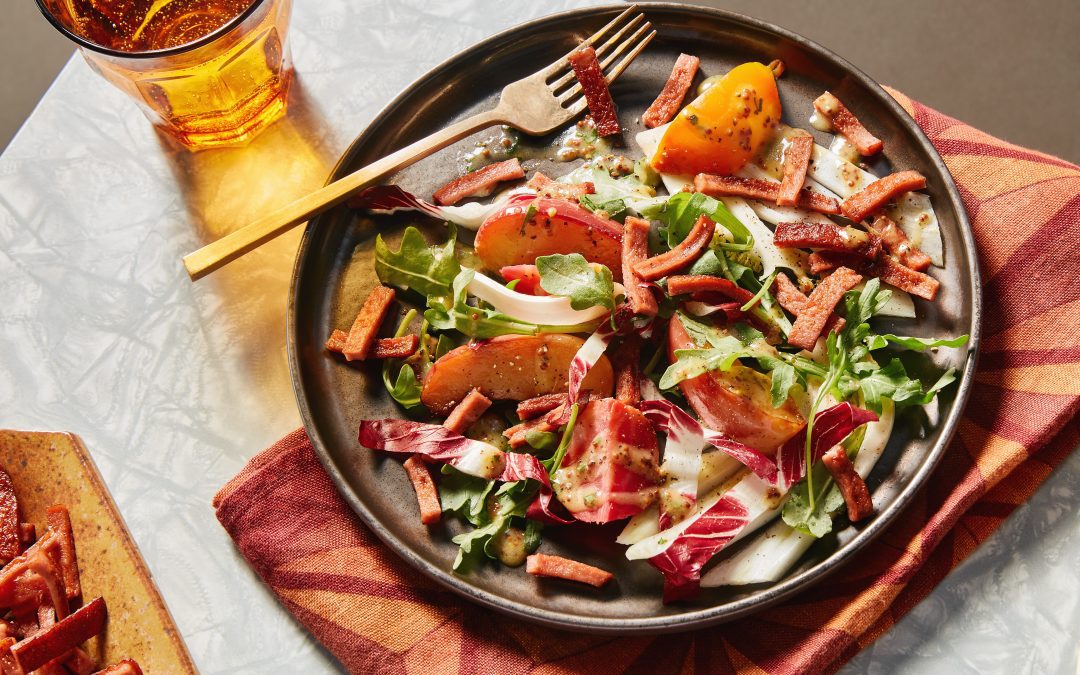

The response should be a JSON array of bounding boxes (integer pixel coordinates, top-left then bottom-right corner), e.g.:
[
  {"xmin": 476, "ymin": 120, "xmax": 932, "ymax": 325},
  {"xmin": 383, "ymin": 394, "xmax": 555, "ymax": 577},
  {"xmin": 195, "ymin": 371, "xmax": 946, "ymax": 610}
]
[{"xmin": 214, "ymin": 93, "xmax": 1080, "ymax": 674}]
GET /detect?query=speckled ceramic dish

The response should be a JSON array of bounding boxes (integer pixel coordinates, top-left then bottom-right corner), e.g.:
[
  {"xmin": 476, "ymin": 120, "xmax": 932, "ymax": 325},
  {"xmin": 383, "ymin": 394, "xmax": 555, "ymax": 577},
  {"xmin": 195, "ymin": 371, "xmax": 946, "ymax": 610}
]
[
  {"xmin": 288, "ymin": 3, "xmax": 981, "ymax": 633},
  {"xmin": 0, "ymin": 430, "xmax": 197, "ymax": 671}
]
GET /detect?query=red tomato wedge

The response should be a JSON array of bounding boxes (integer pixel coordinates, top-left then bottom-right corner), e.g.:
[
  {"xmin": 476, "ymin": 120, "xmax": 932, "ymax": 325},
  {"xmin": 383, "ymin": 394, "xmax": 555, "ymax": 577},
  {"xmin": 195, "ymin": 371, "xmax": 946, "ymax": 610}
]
[
  {"xmin": 652, "ymin": 62, "xmax": 781, "ymax": 177},
  {"xmin": 668, "ymin": 317, "xmax": 804, "ymax": 453},
  {"xmin": 552, "ymin": 399, "xmax": 660, "ymax": 523}
]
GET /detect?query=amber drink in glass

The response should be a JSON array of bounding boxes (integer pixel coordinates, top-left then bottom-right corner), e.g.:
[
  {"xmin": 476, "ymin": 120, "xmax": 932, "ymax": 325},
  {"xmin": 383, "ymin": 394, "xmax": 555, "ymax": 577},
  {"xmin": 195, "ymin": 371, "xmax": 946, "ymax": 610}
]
[{"xmin": 36, "ymin": 0, "xmax": 294, "ymax": 149}]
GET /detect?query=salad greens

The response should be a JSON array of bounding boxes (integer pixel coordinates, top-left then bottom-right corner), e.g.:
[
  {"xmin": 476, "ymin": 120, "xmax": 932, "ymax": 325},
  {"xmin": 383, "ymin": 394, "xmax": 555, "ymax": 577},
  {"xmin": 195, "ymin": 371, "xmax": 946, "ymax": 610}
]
[
  {"xmin": 536, "ymin": 253, "xmax": 616, "ymax": 314},
  {"xmin": 374, "ymin": 225, "xmax": 460, "ymax": 297}
]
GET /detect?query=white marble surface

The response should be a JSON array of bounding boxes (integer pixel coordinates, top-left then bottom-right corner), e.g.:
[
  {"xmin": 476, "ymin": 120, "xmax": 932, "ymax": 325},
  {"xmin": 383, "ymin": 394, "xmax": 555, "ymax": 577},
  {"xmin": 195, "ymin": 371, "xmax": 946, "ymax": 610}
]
[{"xmin": 0, "ymin": 1, "xmax": 1076, "ymax": 673}]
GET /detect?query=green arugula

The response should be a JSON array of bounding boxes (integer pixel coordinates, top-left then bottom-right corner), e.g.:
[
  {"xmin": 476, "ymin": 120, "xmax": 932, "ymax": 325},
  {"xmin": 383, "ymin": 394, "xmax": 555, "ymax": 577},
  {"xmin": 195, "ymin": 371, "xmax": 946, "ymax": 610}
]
[
  {"xmin": 451, "ymin": 480, "xmax": 538, "ymax": 572},
  {"xmin": 380, "ymin": 309, "xmax": 422, "ymax": 408},
  {"xmin": 425, "ymin": 269, "xmax": 542, "ymax": 338},
  {"xmin": 374, "ymin": 225, "xmax": 460, "ymax": 297},
  {"xmin": 782, "ymin": 426, "xmax": 866, "ymax": 536},
  {"xmin": 440, "ymin": 465, "xmax": 496, "ymax": 527},
  {"xmin": 658, "ymin": 314, "xmax": 769, "ymax": 390},
  {"xmin": 536, "ymin": 253, "xmax": 616, "ymax": 313},
  {"xmin": 787, "ymin": 278, "xmax": 969, "ymax": 514},
  {"xmin": 578, "ymin": 194, "xmax": 628, "ymax": 223},
  {"xmin": 642, "ymin": 191, "xmax": 751, "ymax": 249}
]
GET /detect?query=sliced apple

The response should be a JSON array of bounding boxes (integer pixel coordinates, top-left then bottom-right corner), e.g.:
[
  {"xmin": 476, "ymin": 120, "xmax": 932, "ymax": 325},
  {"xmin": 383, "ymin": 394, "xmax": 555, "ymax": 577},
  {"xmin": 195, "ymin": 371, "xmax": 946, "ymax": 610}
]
[
  {"xmin": 474, "ymin": 197, "xmax": 624, "ymax": 280},
  {"xmin": 669, "ymin": 317, "xmax": 804, "ymax": 454},
  {"xmin": 421, "ymin": 334, "xmax": 614, "ymax": 415}
]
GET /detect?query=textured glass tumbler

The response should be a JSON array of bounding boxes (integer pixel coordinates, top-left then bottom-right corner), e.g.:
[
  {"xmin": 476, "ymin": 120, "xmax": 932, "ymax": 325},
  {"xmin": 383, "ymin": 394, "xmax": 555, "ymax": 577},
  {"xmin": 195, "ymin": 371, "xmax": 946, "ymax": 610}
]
[{"xmin": 36, "ymin": 0, "xmax": 294, "ymax": 149}]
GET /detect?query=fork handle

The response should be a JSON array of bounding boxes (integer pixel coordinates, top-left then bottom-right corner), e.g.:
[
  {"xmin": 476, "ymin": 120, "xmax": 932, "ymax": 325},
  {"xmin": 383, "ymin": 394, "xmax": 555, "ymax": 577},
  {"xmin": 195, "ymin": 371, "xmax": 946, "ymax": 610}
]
[{"xmin": 183, "ymin": 107, "xmax": 505, "ymax": 280}]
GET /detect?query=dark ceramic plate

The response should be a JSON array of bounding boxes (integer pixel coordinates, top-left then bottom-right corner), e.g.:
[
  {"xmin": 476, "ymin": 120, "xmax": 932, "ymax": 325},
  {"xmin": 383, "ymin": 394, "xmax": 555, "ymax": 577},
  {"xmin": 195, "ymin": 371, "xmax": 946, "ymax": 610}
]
[{"xmin": 288, "ymin": 3, "xmax": 981, "ymax": 633}]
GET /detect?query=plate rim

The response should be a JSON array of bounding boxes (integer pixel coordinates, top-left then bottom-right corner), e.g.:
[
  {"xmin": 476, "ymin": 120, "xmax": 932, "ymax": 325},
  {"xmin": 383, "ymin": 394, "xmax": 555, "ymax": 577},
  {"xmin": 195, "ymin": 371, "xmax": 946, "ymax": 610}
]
[{"xmin": 287, "ymin": 1, "xmax": 983, "ymax": 634}]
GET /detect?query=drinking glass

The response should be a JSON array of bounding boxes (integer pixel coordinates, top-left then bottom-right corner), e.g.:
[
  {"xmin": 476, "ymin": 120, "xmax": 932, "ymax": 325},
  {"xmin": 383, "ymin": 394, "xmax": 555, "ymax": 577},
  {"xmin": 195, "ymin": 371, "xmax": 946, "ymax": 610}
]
[{"xmin": 36, "ymin": 0, "xmax": 294, "ymax": 149}]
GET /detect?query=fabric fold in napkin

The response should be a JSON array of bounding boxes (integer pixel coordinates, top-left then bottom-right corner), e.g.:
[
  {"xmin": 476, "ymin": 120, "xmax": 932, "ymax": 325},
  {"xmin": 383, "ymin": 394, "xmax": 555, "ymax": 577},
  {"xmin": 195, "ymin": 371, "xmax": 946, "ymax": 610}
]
[{"xmin": 214, "ymin": 92, "xmax": 1080, "ymax": 674}]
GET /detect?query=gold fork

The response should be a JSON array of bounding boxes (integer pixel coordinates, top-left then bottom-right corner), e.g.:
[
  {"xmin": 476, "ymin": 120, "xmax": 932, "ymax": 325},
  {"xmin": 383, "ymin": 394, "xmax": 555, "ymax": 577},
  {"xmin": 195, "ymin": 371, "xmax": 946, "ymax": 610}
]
[{"xmin": 183, "ymin": 7, "xmax": 655, "ymax": 280}]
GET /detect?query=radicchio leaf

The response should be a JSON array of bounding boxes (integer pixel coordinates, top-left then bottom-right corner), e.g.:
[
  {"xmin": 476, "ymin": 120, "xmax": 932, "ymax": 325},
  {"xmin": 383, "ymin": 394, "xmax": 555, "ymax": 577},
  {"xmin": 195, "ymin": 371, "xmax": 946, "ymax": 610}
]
[
  {"xmin": 700, "ymin": 430, "xmax": 779, "ymax": 485},
  {"xmin": 350, "ymin": 185, "xmax": 534, "ymax": 229},
  {"xmin": 776, "ymin": 402, "xmax": 878, "ymax": 489},
  {"xmin": 359, "ymin": 419, "xmax": 505, "ymax": 479},
  {"xmin": 499, "ymin": 452, "xmax": 574, "ymax": 525},
  {"xmin": 640, "ymin": 400, "xmax": 704, "ymax": 527},
  {"xmin": 648, "ymin": 493, "xmax": 749, "ymax": 602},
  {"xmin": 567, "ymin": 321, "xmax": 617, "ymax": 404},
  {"xmin": 641, "ymin": 399, "xmax": 779, "ymax": 486}
]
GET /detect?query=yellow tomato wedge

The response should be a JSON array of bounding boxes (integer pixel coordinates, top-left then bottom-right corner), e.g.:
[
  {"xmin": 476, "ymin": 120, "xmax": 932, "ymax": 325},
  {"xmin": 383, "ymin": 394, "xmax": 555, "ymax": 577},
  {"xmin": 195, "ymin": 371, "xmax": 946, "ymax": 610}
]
[{"xmin": 651, "ymin": 62, "xmax": 781, "ymax": 176}]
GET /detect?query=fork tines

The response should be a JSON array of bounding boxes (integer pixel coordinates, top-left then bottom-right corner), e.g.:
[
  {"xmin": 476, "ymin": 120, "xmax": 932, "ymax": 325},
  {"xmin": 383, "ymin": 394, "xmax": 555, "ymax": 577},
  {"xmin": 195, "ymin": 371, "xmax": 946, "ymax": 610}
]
[{"xmin": 544, "ymin": 6, "xmax": 656, "ymax": 112}]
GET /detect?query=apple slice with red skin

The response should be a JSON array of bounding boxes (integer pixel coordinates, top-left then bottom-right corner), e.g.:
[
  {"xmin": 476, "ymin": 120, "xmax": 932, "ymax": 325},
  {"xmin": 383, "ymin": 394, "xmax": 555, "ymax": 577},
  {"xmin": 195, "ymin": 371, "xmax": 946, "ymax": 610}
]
[
  {"xmin": 475, "ymin": 198, "xmax": 624, "ymax": 281},
  {"xmin": 669, "ymin": 317, "xmax": 804, "ymax": 454},
  {"xmin": 552, "ymin": 398, "xmax": 660, "ymax": 523},
  {"xmin": 421, "ymin": 334, "xmax": 613, "ymax": 416}
]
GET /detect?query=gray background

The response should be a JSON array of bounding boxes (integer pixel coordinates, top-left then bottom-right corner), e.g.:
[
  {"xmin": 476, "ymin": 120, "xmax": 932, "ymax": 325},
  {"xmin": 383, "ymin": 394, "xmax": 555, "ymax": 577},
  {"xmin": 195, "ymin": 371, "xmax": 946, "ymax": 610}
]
[
  {"xmin": 1, "ymin": 1, "xmax": 1078, "ymax": 674},
  {"xmin": 5, "ymin": 0, "xmax": 1080, "ymax": 162}
]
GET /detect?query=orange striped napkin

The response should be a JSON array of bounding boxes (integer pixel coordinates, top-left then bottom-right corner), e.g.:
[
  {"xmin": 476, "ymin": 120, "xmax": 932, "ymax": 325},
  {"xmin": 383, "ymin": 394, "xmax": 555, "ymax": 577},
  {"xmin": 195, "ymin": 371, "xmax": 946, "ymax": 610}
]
[{"xmin": 214, "ymin": 93, "xmax": 1080, "ymax": 674}]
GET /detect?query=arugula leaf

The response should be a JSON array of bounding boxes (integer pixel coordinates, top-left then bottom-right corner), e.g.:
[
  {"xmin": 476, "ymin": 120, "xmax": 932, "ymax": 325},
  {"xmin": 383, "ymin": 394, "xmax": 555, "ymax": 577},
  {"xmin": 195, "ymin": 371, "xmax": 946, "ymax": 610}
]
[
  {"xmin": 439, "ymin": 465, "xmax": 495, "ymax": 527},
  {"xmin": 425, "ymin": 269, "xmax": 542, "ymax": 338},
  {"xmin": 384, "ymin": 364, "xmax": 422, "ymax": 408},
  {"xmin": 872, "ymin": 334, "xmax": 971, "ymax": 351},
  {"xmin": 524, "ymin": 429, "xmax": 558, "ymax": 452},
  {"xmin": 523, "ymin": 519, "xmax": 543, "ymax": 553},
  {"xmin": 782, "ymin": 461, "xmax": 845, "ymax": 537},
  {"xmin": 380, "ymin": 309, "xmax": 424, "ymax": 409},
  {"xmin": 536, "ymin": 253, "xmax": 616, "ymax": 313},
  {"xmin": 768, "ymin": 361, "xmax": 798, "ymax": 408},
  {"xmin": 658, "ymin": 315, "xmax": 769, "ymax": 389},
  {"xmin": 451, "ymin": 480, "xmax": 537, "ymax": 572},
  {"xmin": 643, "ymin": 191, "xmax": 751, "ymax": 248},
  {"xmin": 578, "ymin": 194, "xmax": 628, "ymax": 223},
  {"xmin": 375, "ymin": 225, "xmax": 460, "ymax": 297}
]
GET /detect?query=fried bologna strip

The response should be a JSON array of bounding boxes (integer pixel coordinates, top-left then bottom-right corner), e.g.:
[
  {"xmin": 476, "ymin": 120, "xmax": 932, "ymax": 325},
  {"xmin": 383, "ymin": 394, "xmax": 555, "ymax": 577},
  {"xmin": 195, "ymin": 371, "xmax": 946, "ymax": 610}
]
[
  {"xmin": 869, "ymin": 215, "xmax": 932, "ymax": 271},
  {"xmin": 94, "ymin": 660, "xmax": 144, "ymax": 675},
  {"xmin": 442, "ymin": 389, "xmax": 492, "ymax": 435},
  {"xmin": 612, "ymin": 336, "xmax": 642, "ymax": 407},
  {"xmin": 45, "ymin": 506, "xmax": 80, "ymax": 602},
  {"xmin": 0, "ymin": 638, "xmax": 17, "ymax": 675},
  {"xmin": 342, "ymin": 286, "xmax": 396, "ymax": 361},
  {"xmin": 568, "ymin": 46, "xmax": 621, "ymax": 137},
  {"xmin": 814, "ymin": 92, "xmax": 883, "ymax": 156},
  {"xmin": 402, "ymin": 456, "xmax": 442, "ymax": 525},
  {"xmin": 772, "ymin": 274, "xmax": 845, "ymax": 333},
  {"xmin": 526, "ymin": 553, "xmax": 613, "ymax": 587},
  {"xmin": 516, "ymin": 393, "xmax": 568, "ymax": 421},
  {"xmin": 808, "ymin": 251, "xmax": 940, "ymax": 301},
  {"xmin": 666, "ymin": 275, "xmax": 755, "ymax": 304},
  {"xmin": 643, "ymin": 53, "xmax": 701, "ymax": 128},
  {"xmin": 633, "ymin": 215, "xmax": 714, "ymax": 281},
  {"xmin": 694, "ymin": 174, "xmax": 841, "ymax": 215},
  {"xmin": 821, "ymin": 445, "xmax": 873, "ymax": 521},
  {"xmin": 777, "ymin": 135, "xmax": 814, "ymax": 207},
  {"xmin": 0, "ymin": 468, "xmax": 19, "ymax": 565},
  {"xmin": 773, "ymin": 221, "xmax": 881, "ymax": 259},
  {"xmin": 328, "ymin": 330, "xmax": 419, "ymax": 360},
  {"xmin": 621, "ymin": 217, "xmax": 659, "ymax": 315},
  {"xmin": 13, "ymin": 597, "xmax": 107, "ymax": 673},
  {"xmin": 527, "ymin": 172, "xmax": 595, "ymax": 201},
  {"xmin": 840, "ymin": 170, "xmax": 927, "ymax": 223},
  {"xmin": 432, "ymin": 158, "xmax": 525, "ymax": 206},
  {"xmin": 788, "ymin": 266, "xmax": 863, "ymax": 349},
  {"xmin": 874, "ymin": 254, "xmax": 940, "ymax": 301}
]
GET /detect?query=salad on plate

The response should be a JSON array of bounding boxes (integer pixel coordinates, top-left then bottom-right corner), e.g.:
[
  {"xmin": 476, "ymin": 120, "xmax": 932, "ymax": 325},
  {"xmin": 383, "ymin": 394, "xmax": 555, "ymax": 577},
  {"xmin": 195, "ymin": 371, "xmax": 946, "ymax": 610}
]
[{"xmin": 327, "ymin": 44, "xmax": 969, "ymax": 603}]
